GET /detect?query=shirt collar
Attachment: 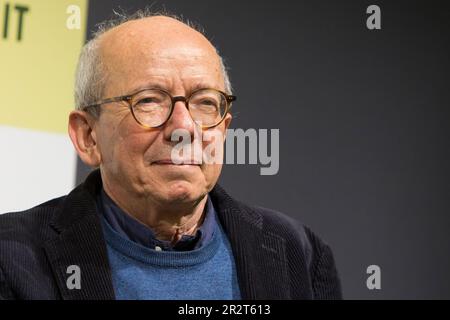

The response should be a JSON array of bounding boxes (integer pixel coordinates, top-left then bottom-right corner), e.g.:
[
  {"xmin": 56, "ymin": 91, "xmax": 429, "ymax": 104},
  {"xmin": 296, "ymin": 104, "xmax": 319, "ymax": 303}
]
[{"xmin": 97, "ymin": 188, "xmax": 217, "ymax": 251}]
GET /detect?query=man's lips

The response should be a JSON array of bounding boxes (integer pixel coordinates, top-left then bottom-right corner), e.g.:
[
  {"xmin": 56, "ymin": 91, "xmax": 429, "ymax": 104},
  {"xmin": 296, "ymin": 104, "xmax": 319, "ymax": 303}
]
[{"xmin": 152, "ymin": 159, "xmax": 202, "ymax": 165}]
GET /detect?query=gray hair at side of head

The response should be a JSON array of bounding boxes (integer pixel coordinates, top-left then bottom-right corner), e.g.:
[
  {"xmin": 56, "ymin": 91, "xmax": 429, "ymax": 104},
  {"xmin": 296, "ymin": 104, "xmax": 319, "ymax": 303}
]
[{"xmin": 74, "ymin": 8, "xmax": 233, "ymax": 117}]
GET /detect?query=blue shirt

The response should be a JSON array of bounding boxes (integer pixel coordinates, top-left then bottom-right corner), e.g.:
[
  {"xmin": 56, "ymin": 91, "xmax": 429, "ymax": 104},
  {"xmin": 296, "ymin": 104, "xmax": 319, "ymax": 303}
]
[{"xmin": 97, "ymin": 189, "xmax": 216, "ymax": 251}]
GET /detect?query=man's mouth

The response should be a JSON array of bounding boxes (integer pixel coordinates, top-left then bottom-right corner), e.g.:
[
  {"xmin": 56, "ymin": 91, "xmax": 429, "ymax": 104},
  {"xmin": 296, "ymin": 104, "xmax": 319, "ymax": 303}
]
[{"xmin": 152, "ymin": 159, "xmax": 202, "ymax": 165}]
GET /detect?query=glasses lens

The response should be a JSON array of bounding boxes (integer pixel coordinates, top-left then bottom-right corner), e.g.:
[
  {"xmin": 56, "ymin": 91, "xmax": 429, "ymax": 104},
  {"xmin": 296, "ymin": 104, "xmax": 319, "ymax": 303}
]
[
  {"xmin": 131, "ymin": 89, "xmax": 172, "ymax": 127},
  {"xmin": 188, "ymin": 89, "xmax": 227, "ymax": 127}
]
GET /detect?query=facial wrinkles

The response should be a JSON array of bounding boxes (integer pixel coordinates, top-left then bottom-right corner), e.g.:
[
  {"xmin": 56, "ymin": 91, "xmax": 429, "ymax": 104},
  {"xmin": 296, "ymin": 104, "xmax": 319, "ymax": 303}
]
[
  {"xmin": 98, "ymin": 18, "xmax": 226, "ymax": 178},
  {"xmin": 132, "ymin": 55, "xmax": 221, "ymax": 94},
  {"xmin": 121, "ymin": 55, "xmax": 221, "ymax": 159}
]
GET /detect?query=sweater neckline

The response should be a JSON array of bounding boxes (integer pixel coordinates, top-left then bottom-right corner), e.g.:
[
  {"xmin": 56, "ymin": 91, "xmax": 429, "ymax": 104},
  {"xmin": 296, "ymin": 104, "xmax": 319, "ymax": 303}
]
[{"xmin": 101, "ymin": 215, "xmax": 222, "ymax": 267}]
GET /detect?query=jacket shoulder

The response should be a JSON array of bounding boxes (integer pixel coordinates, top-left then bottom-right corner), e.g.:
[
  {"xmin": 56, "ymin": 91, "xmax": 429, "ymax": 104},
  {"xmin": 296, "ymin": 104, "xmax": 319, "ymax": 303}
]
[
  {"xmin": 0, "ymin": 197, "xmax": 66, "ymax": 300},
  {"xmin": 0, "ymin": 196, "xmax": 65, "ymax": 240},
  {"xmin": 239, "ymin": 203, "xmax": 323, "ymax": 252},
  {"xmin": 239, "ymin": 203, "xmax": 343, "ymax": 299}
]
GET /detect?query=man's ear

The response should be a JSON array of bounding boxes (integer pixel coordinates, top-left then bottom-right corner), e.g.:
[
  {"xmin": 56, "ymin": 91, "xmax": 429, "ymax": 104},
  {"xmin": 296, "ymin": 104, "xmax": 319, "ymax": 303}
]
[
  {"xmin": 222, "ymin": 112, "xmax": 232, "ymax": 141},
  {"xmin": 68, "ymin": 110, "xmax": 102, "ymax": 167}
]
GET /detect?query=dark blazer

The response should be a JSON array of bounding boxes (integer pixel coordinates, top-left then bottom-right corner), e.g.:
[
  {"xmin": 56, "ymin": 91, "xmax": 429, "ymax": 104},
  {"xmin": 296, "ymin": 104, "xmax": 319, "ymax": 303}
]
[{"xmin": 0, "ymin": 170, "xmax": 342, "ymax": 300}]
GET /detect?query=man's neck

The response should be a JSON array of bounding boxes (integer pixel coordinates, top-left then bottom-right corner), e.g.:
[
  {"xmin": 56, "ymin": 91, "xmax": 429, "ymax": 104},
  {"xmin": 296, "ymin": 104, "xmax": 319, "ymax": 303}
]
[{"xmin": 102, "ymin": 184, "xmax": 208, "ymax": 243}]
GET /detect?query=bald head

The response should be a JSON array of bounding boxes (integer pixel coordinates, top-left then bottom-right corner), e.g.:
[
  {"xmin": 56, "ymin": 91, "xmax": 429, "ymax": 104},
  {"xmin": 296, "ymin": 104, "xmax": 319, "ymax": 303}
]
[
  {"xmin": 74, "ymin": 13, "xmax": 231, "ymax": 113},
  {"xmin": 97, "ymin": 16, "xmax": 224, "ymax": 98},
  {"xmin": 100, "ymin": 16, "xmax": 218, "ymax": 55}
]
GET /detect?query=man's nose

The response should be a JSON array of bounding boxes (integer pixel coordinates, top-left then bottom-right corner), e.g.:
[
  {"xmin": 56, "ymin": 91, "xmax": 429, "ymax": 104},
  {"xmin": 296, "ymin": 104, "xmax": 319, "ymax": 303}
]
[{"xmin": 162, "ymin": 100, "xmax": 196, "ymax": 141}]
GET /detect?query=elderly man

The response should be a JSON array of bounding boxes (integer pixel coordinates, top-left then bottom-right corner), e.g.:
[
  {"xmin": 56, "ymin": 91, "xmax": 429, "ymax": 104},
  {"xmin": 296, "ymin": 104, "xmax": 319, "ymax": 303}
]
[{"xmin": 0, "ymin": 12, "xmax": 342, "ymax": 300}]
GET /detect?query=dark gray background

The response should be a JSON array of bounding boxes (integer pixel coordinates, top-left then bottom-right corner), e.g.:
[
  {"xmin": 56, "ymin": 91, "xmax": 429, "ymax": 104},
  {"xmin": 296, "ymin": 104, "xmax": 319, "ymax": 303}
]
[{"xmin": 76, "ymin": 0, "xmax": 450, "ymax": 299}]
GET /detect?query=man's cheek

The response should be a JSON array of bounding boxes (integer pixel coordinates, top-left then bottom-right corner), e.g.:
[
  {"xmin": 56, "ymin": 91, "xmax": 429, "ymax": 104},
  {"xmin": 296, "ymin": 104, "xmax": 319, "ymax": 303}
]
[
  {"xmin": 202, "ymin": 131, "xmax": 224, "ymax": 165},
  {"xmin": 202, "ymin": 162, "xmax": 222, "ymax": 176}
]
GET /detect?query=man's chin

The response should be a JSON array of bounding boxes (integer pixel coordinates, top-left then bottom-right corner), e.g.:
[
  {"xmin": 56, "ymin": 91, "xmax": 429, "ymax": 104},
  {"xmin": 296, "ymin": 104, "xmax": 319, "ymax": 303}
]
[{"xmin": 160, "ymin": 180, "xmax": 204, "ymax": 204}]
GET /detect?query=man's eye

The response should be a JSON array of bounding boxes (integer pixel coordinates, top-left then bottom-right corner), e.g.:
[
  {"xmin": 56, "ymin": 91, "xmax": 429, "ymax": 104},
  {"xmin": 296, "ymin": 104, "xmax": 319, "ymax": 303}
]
[
  {"xmin": 199, "ymin": 99, "xmax": 218, "ymax": 106},
  {"xmin": 138, "ymin": 97, "xmax": 157, "ymax": 104}
]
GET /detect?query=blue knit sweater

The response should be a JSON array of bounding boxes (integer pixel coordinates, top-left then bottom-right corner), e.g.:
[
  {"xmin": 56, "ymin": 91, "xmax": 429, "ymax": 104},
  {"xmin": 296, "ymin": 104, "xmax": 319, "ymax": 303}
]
[{"xmin": 101, "ymin": 214, "xmax": 242, "ymax": 300}]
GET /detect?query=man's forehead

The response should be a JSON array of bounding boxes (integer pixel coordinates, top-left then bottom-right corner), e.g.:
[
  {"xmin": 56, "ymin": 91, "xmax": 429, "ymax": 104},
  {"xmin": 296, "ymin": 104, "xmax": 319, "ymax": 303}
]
[
  {"xmin": 98, "ymin": 16, "xmax": 218, "ymax": 61},
  {"xmin": 97, "ymin": 16, "xmax": 223, "ymax": 94}
]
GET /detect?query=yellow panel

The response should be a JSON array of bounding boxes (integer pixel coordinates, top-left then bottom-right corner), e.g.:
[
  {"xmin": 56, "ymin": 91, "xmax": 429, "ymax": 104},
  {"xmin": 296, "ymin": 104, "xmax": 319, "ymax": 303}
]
[{"xmin": 0, "ymin": 0, "xmax": 88, "ymax": 133}]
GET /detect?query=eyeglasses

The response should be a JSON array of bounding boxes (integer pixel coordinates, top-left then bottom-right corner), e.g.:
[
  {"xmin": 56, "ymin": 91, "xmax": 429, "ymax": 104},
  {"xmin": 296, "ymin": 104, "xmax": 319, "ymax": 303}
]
[{"xmin": 82, "ymin": 88, "xmax": 236, "ymax": 129}]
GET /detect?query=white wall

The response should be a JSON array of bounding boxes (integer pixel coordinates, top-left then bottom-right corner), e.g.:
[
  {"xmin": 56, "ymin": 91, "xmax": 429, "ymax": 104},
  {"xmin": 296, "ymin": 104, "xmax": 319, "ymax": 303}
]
[{"xmin": 0, "ymin": 125, "xmax": 76, "ymax": 213}]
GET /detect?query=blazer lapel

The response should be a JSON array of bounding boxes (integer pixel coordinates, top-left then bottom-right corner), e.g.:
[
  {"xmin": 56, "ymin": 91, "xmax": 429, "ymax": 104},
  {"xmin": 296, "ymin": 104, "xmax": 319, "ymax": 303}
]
[
  {"xmin": 44, "ymin": 170, "xmax": 115, "ymax": 300},
  {"xmin": 211, "ymin": 185, "xmax": 291, "ymax": 299}
]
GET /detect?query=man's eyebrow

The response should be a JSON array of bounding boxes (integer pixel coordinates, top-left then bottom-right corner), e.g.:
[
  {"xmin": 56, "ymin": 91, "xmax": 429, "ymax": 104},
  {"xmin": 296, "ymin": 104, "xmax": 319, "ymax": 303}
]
[
  {"xmin": 129, "ymin": 82, "xmax": 170, "ymax": 94},
  {"xmin": 130, "ymin": 82, "xmax": 220, "ymax": 95},
  {"xmin": 189, "ymin": 82, "xmax": 218, "ymax": 92}
]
